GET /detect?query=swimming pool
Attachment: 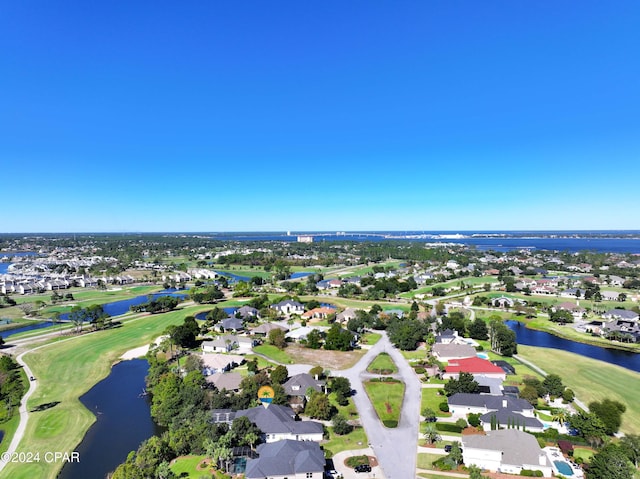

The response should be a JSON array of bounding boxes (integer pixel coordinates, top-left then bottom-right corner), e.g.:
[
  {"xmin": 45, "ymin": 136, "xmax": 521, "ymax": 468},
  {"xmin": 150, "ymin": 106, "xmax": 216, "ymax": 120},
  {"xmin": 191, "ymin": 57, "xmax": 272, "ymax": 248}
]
[
  {"xmin": 554, "ymin": 460, "xmax": 573, "ymax": 476},
  {"xmin": 476, "ymin": 352, "xmax": 489, "ymax": 360}
]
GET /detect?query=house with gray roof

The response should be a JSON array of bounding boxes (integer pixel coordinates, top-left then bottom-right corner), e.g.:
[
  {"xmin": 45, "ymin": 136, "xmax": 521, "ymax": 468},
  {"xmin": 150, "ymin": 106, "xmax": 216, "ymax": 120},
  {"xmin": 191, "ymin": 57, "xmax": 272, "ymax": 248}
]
[
  {"xmin": 245, "ymin": 439, "xmax": 325, "ymax": 479},
  {"xmin": 211, "ymin": 404, "xmax": 324, "ymax": 443},
  {"xmin": 221, "ymin": 316, "xmax": 244, "ymax": 331},
  {"xmin": 336, "ymin": 307, "xmax": 358, "ymax": 324},
  {"xmin": 448, "ymin": 393, "xmax": 535, "ymax": 419},
  {"xmin": 271, "ymin": 299, "xmax": 305, "ymax": 316},
  {"xmin": 206, "ymin": 372, "xmax": 243, "ymax": 391},
  {"xmin": 283, "ymin": 373, "xmax": 325, "ymax": 408},
  {"xmin": 603, "ymin": 309, "xmax": 639, "ymax": 321},
  {"xmin": 462, "ymin": 429, "xmax": 552, "ymax": 476},
  {"xmin": 431, "ymin": 343, "xmax": 477, "ymax": 361},
  {"xmin": 251, "ymin": 321, "xmax": 289, "ymax": 336},
  {"xmin": 236, "ymin": 305, "xmax": 260, "ymax": 319}
]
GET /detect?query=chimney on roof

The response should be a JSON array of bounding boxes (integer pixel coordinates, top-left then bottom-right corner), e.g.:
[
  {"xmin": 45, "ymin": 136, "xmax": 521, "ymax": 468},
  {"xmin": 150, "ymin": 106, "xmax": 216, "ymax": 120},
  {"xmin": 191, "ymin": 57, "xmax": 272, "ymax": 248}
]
[{"xmin": 502, "ymin": 399, "xmax": 508, "ymax": 408}]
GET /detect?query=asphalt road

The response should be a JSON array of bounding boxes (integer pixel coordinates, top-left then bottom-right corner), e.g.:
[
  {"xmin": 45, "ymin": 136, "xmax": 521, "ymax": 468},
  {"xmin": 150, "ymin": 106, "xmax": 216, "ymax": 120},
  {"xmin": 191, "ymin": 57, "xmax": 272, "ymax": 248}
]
[{"xmin": 332, "ymin": 331, "xmax": 422, "ymax": 479}]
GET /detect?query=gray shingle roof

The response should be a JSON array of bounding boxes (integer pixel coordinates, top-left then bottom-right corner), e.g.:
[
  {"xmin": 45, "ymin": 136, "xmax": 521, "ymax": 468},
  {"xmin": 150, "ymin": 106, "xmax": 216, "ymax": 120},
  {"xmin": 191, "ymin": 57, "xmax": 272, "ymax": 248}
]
[
  {"xmin": 479, "ymin": 409, "xmax": 543, "ymax": 429},
  {"xmin": 463, "ymin": 429, "xmax": 550, "ymax": 470},
  {"xmin": 283, "ymin": 373, "xmax": 324, "ymax": 397},
  {"xmin": 245, "ymin": 440, "xmax": 325, "ymax": 478},
  {"xmin": 448, "ymin": 393, "xmax": 533, "ymax": 413},
  {"xmin": 234, "ymin": 404, "xmax": 324, "ymax": 436}
]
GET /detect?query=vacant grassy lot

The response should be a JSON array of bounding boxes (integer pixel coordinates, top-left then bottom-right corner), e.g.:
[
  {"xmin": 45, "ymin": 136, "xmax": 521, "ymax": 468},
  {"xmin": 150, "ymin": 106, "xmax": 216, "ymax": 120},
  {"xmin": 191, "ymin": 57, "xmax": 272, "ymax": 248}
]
[
  {"xmin": 516, "ymin": 345, "xmax": 640, "ymax": 435},
  {"xmin": 417, "ymin": 452, "xmax": 447, "ymax": 470},
  {"xmin": 363, "ymin": 379, "xmax": 405, "ymax": 427},
  {"xmin": 1, "ymin": 305, "xmax": 200, "ymax": 479},
  {"xmin": 421, "ymin": 387, "xmax": 448, "ymax": 417}
]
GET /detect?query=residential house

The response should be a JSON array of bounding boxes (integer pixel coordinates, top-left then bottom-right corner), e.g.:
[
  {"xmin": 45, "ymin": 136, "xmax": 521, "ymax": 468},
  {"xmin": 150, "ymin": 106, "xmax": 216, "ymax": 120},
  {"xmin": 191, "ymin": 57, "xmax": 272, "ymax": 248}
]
[
  {"xmin": 282, "ymin": 373, "xmax": 325, "ymax": 409},
  {"xmin": 200, "ymin": 353, "xmax": 244, "ymax": 375},
  {"xmin": 211, "ymin": 404, "xmax": 324, "ymax": 443},
  {"xmin": 601, "ymin": 291, "xmax": 621, "ymax": 301},
  {"xmin": 244, "ymin": 440, "xmax": 325, "ymax": 479},
  {"xmin": 206, "ymin": 372, "xmax": 243, "ymax": 392},
  {"xmin": 553, "ymin": 302, "xmax": 586, "ymax": 320},
  {"xmin": 236, "ymin": 305, "xmax": 260, "ymax": 319},
  {"xmin": 435, "ymin": 329, "xmax": 459, "ymax": 344},
  {"xmin": 271, "ymin": 299, "xmax": 305, "ymax": 316},
  {"xmin": 443, "ymin": 357, "xmax": 506, "ymax": 381},
  {"xmin": 462, "ymin": 429, "xmax": 553, "ymax": 476},
  {"xmin": 285, "ymin": 326, "xmax": 327, "ymax": 343},
  {"xmin": 251, "ymin": 322, "xmax": 289, "ymax": 336},
  {"xmin": 301, "ymin": 307, "xmax": 335, "ymax": 321},
  {"xmin": 603, "ymin": 309, "xmax": 639, "ymax": 321},
  {"xmin": 202, "ymin": 336, "xmax": 238, "ymax": 353},
  {"xmin": 221, "ymin": 316, "xmax": 244, "ymax": 332},
  {"xmin": 336, "ymin": 307, "xmax": 358, "ymax": 324},
  {"xmin": 447, "ymin": 393, "xmax": 543, "ymax": 431},
  {"xmin": 431, "ymin": 343, "xmax": 477, "ymax": 362}
]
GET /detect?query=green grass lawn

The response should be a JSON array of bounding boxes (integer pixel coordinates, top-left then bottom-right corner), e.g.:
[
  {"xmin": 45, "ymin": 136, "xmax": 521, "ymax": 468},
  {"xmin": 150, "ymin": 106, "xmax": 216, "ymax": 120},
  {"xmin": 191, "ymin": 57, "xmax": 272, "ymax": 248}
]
[
  {"xmin": 361, "ymin": 332, "xmax": 381, "ymax": 345},
  {"xmin": 1, "ymin": 304, "xmax": 202, "ymax": 479},
  {"xmin": 0, "ymin": 414, "xmax": 21, "ymax": 455},
  {"xmin": 417, "ymin": 452, "xmax": 447, "ymax": 470},
  {"xmin": 323, "ymin": 426, "xmax": 368, "ymax": 458},
  {"xmin": 169, "ymin": 455, "xmax": 231, "ymax": 479},
  {"xmin": 421, "ymin": 388, "xmax": 449, "ymax": 417},
  {"xmin": 363, "ymin": 379, "xmax": 405, "ymax": 428},
  {"xmin": 572, "ymin": 446, "xmax": 596, "ymax": 463},
  {"xmin": 366, "ymin": 353, "xmax": 398, "ymax": 374},
  {"xmin": 516, "ymin": 345, "xmax": 640, "ymax": 435},
  {"xmin": 252, "ymin": 344, "xmax": 295, "ymax": 364}
]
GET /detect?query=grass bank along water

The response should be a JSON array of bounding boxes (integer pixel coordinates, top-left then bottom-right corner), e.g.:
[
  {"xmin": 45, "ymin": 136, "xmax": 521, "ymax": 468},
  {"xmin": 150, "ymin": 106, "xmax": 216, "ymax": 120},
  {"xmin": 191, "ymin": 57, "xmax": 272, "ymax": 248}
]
[{"xmin": 0, "ymin": 305, "xmax": 202, "ymax": 479}]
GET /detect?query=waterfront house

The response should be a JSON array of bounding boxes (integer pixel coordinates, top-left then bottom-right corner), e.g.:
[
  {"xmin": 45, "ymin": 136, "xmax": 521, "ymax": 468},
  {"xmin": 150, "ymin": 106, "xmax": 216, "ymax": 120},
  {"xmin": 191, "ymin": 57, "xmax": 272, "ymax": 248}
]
[
  {"xmin": 236, "ymin": 305, "xmax": 260, "ymax": 319},
  {"xmin": 271, "ymin": 299, "xmax": 305, "ymax": 316},
  {"xmin": 431, "ymin": 343, "xmax": 477, "ymax": 361},
  {"xmin": 211, "ymin": 404, "xmax": 324, "ymax": 443},
  {"xmin": 244, "ymin": 440, "xmax": 325, "ymax": 479},
  {"xmin": 250, "ymin": 322, "xmax": 289, "ymax": 336},
  {"xmin": 443, "ymin": 357, "xmax": 506, "ymax": 381},
  {"xmin": 200, "ymin": 353, "xmax": 244, "ymax": 375},
  {"xmin": 462, "ymin": 429, "xmax": 552, "ymax": 476},
  {"xmin": 221, "ymin": 316, "xmax": 244, "ymax": 332},
  {"xmin": 206, "ymin": 372, "xmax": 243, "ymax": 392},
  {"xmin": 603, "ymin": 309, "xmax": 639, "ymax": 321}
]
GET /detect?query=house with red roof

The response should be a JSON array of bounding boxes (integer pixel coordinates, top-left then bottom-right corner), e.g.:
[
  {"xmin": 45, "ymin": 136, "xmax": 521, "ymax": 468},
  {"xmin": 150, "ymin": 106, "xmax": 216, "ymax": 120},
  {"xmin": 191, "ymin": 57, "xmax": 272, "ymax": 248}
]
[
  {"xmin": 301, "ymin": 307, "xmax": 336, "ymax": 321},
  {"xmin": 443, "ymin": 357, "xmax": 506, "ymax": 380}
]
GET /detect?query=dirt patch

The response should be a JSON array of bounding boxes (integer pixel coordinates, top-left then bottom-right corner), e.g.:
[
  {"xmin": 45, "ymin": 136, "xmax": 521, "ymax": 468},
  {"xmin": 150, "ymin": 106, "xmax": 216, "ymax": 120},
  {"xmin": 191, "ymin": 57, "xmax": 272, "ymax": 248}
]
[
  {"xmin": 285, "ymin": 343, "xmax": 366, "ymax": 370},
  {"xmin": 462, "ymin": 426, "xmax": 485, "ymax": 435}
]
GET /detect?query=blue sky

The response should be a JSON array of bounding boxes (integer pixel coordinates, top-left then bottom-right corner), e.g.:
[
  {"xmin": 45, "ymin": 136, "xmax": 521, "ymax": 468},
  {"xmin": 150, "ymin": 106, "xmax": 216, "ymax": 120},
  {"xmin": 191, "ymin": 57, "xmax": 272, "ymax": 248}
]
[{"xmin": 2, "ymin": 1, "xmax": 639, "ymax": 232}]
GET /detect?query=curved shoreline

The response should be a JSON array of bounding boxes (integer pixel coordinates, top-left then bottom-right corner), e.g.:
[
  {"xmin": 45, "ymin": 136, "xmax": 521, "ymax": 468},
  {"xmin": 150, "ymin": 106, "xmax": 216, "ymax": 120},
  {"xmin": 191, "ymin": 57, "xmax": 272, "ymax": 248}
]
[{"xmin": 512, "ymin": 317, "xmax": 640, "ymax": 354}]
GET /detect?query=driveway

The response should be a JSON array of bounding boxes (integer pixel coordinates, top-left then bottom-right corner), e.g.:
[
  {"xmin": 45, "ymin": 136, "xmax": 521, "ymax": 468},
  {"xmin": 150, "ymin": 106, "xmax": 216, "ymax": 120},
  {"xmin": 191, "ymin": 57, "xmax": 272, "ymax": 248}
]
[{"xmin": 332, "ymin": 331, "xmax": 422, "ymax": 479}]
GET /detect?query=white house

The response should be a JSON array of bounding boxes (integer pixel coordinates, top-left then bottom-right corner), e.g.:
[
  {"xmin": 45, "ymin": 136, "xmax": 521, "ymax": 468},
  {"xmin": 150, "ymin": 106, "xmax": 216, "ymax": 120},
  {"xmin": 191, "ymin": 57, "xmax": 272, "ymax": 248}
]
[{"xmin": 462, "ymin": 429, "xmax": 552, "ymax": 476}]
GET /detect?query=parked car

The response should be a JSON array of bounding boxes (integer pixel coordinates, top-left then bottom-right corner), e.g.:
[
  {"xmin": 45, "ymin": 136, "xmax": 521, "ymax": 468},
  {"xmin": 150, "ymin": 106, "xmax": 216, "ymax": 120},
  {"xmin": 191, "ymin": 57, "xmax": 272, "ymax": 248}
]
[
  {"xmin": 29, "ymin": 376, "xmax": 36, "ymax": 381},
  {"xmin": 444, "ymin": 445, "xmax": 452, "ymax": 452},
  {"xmin": 354, "ymin": 464, "xmax": 371, "ymax": 473}
]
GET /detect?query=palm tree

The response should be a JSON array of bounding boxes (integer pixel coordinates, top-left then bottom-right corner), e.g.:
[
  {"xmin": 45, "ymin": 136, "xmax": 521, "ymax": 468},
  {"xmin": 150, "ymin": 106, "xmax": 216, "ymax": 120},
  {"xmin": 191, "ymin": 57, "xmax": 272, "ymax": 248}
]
[
  {"xmin": 552, "ymin": 409, "xmax": 568, "ymax": 427},
  {"xmin": 423, "ymin": 423, "xmax": 441, "ymax": 445}
]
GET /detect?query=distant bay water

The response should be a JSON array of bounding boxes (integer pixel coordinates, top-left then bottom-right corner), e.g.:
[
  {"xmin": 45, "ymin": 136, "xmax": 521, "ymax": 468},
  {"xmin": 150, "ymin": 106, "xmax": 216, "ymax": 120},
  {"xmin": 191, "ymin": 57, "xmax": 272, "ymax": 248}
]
[{"xmin": 207, "ymin": 231, "xmax": 640, "ymax": 254}]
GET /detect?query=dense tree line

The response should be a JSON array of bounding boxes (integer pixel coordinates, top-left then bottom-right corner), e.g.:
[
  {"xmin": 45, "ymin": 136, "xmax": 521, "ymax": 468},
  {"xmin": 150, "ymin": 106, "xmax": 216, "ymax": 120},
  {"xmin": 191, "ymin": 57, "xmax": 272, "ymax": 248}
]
[{"xmin": 0, "ymin": 355, "xmax": 26, "ymax": 423}]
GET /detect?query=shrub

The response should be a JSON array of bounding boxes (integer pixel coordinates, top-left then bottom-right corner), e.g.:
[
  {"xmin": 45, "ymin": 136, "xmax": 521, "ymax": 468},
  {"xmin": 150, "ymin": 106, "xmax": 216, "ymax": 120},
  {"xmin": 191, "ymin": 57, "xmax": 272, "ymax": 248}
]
[
  {"xmin": 345, "ymin": 456, "xmax": 369, "ymax": 468},
  {"xmin": 467, "ymin": 413, "xmax": 481, "ymax": 428},
  {"xmin": 439, "ymin": 401, "xmax": 449, "ymax": 413},
  {"xmin": 414, "ymin": 367, "xmax": 425, "ymax": 374},
  {"xmin": 456, "ymin": 418, "xmax": 468, "ymax": 429}
]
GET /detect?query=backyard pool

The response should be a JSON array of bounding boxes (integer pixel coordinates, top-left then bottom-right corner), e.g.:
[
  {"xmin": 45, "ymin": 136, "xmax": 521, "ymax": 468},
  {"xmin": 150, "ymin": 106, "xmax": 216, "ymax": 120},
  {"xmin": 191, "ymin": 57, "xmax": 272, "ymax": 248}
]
[{"xmin": 554, "ymin": 460, "xmax": 573, "ymax": 476}]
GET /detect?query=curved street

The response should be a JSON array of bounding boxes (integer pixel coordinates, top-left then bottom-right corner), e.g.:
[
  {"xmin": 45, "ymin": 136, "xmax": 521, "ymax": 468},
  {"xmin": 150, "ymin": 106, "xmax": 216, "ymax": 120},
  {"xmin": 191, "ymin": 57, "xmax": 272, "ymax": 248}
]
[{"xmin": 332, "ymin": 331, "xmax": 422, "ymax": 479}]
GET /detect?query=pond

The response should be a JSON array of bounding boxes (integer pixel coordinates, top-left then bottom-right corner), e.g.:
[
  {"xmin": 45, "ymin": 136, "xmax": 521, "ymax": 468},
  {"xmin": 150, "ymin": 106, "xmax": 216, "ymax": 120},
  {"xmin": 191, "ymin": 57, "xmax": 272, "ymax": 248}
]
[
  {"xmin": 505, "ymin": 320, "xmax": 640, "ymax": 373},
  {"xmin": 0, "ymin": 321, "xmax": 58, "ymax": 340},
  {"xmin": 58, "ymin": 358, "xmax": 162, "ymax": 479}
]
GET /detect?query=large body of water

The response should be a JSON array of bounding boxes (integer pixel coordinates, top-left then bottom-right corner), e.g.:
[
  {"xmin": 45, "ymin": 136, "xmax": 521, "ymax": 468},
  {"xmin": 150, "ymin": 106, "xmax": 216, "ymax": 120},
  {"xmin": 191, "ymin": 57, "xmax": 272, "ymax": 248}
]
[
  {"xmin": 58, "ymin": 359, "xmax": 162, "ymax": 479},
  {"xmin": 505, "ymin": 320, "xmax": 640, "ymax": 373},
  {"xmin": 209, "ymin": 231, "xmax": 640, "ymax": 253}
]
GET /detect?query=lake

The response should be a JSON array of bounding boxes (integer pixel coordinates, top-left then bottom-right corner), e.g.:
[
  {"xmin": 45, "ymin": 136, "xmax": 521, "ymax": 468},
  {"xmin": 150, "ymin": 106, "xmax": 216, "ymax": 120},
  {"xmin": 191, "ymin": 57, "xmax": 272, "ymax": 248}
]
[
  {"xmin": 58, "ymin": 359, "xmax": 162, "ymax": 479},
  {"xmin": 505, "ymin": 320, "xmax": 640, "ymax": 373},
  {"xmin": 0, "ymin": 321, "xmax": 58, "ymax": 340}
]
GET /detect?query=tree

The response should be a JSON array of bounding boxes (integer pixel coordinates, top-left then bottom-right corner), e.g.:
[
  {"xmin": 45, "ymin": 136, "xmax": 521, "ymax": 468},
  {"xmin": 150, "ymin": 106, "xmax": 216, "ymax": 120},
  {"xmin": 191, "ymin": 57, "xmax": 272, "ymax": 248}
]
[
  {"xmin": 270, "ymin": 365, "xmax": 288, "ymax": 385},
  {"xmin": 388, "ymin": 318, "xmax": 427, "ymax": 350},
  {"xmin": 619, "ymin": 434, "xmax": 640, "ymax": 468},
  {"xmin": 324, "ymin": 324, "xmax": 353, "ymax": 351},
  {"xmin": 305, "ymin": 328, "xmax": 323, "ymax": 349},
  {"xmin": 268, "ymin": 328, "xmax": 287, "ymax": 349},
  {"xmin": 587, "ymin": 443, "xmax": 634, "ymax": 479},
  {"xmin": 331, "ymin": 377, "xmax": 352, "ymax": 406},
  {"xmin": 305, "ymin": 391, "xmax": 334, "ymax": 420},
  {"xmin": 468, "ymin": 317, "xmax": 488, "ymax": 340},
  {"xmin": 542, "ymin": 374, "xmax": 565, "ymax": 397},
  {"xmin": 589, "ymin": 399, "xmax": 627, "ymax": 436},
  {"xmin": 332, "ymin": 413, "xmax": 353, "ymax": 435},
  {"xmin": 569, "ymin": 411, "xmax": 608, "ymax": 447},
  {"xmin": 444, "ymin": 372, "xmax": 479, "ymax": 396},
  {"xmin": 423, "ymin": 423, "xmax": 441, "ymax": 445}
]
